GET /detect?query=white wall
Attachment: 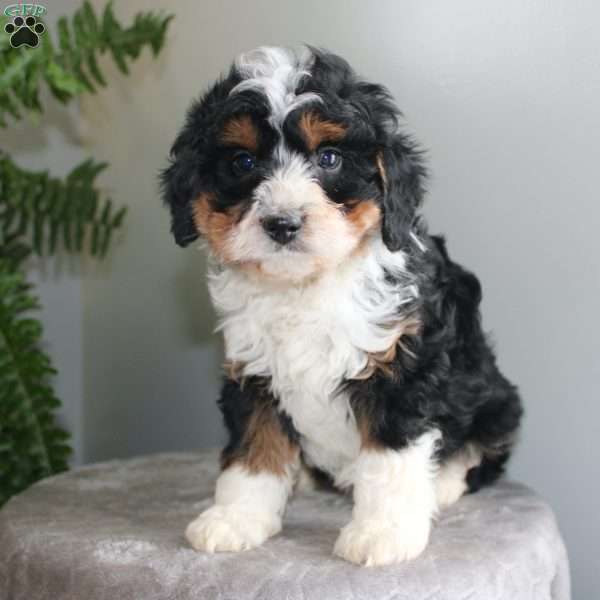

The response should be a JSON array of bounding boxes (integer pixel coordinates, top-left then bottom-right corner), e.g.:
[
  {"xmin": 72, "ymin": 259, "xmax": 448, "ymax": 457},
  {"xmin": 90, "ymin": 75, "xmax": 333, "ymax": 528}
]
[{"xmin": 78, "ymin": 1, "xmax": 597, "ymax": 596}]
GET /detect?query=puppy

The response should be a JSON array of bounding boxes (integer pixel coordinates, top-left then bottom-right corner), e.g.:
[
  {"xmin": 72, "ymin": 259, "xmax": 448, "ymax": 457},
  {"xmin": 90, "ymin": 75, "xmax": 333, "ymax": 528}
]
[{"xmin": 161, "ymin": 46, "xmax": 522, "ymax": 566}]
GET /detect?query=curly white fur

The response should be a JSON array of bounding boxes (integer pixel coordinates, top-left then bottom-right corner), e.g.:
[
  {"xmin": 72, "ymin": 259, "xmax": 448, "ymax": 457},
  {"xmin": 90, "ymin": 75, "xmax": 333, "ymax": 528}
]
[
  {"xmin": 232, "ymin": 46, "xmax": 320, "ymax": 129},
  {"xmin": 210, "ymin": 237, "xmax": 417, "ymax": 478}
]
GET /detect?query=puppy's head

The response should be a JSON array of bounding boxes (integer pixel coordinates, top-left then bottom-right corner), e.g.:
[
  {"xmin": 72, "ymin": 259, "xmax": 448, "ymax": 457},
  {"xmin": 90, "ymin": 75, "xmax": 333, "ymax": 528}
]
[{"xmin": 161, "ymin": 46, "xmax": 425, "ymax": 282}]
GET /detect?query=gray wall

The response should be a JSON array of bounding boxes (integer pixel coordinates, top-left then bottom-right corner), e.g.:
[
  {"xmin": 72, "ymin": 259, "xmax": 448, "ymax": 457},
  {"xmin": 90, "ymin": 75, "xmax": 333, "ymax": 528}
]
[{"xmin": 71, "ymin": 0, "xmax": 599, "ymax": 597}]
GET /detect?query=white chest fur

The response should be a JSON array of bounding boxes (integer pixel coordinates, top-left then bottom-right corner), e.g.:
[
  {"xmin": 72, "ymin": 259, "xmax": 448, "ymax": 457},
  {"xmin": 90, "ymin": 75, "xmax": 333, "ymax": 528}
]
[{"xmin": 208, "ymin": 240, "xmax": 417, "ymax": 479}]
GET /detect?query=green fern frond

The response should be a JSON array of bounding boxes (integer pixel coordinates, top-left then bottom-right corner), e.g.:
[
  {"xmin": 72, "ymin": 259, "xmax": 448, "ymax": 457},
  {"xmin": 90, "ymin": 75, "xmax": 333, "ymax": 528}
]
[
  {"xmin": 0, "ymin": 152, "xmax": 127, "ymax": 260},
  {"xmin": 0, "ymin": 259, "xmax": 71, "ymax": 506},
  {"xmin": 0, "ymin": 1, "xmax": 171, "ymax": 507},
  {"xmin": 0, "ymin": 1, "xmax": 173, "ymax": 125}
]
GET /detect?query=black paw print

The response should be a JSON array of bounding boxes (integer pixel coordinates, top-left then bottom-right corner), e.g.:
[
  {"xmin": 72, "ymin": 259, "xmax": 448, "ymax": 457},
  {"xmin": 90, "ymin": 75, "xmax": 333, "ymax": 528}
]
[{"xmin": 4, "ymin": 16, "xmax": 45, "ymax": 49}]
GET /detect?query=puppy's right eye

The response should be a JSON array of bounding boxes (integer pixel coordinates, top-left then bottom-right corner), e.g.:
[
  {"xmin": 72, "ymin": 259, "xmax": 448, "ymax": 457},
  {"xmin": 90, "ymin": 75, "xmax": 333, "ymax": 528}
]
[
  {"xmin": 317, "ymin": 148, "xmax": 342, "ymax": 170},
  {"xmin": 232, "ymin": 152, "xmax": 256, "ymax": 174}
]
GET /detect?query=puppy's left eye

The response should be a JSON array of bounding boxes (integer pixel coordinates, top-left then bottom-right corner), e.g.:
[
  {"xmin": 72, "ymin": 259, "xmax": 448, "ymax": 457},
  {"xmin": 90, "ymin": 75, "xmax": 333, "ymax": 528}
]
[
  {"xmin": 318, "ymin": 148, "xmax": 342, "ymax": 170},
  {"xmin": 232, "ymin": 152, "xmax": 256, "ymax": 173}
]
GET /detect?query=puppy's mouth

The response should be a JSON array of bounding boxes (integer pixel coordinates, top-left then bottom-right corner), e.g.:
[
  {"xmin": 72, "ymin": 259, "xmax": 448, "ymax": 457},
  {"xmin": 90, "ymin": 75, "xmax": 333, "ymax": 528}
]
[{"xmin": 268, "ymin": 238, "xmax": 306, "ymax": 253}]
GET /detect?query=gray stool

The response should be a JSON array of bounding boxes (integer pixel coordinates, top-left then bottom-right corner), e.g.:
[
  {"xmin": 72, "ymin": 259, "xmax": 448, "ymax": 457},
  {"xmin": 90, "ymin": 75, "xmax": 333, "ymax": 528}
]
[{"xmin": 0, "ymin": 450, "xmax": 570, "ymax": 600}]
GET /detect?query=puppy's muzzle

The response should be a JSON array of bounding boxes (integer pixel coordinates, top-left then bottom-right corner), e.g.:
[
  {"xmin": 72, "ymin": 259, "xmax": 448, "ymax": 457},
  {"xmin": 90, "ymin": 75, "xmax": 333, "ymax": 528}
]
[{"xmin": 261, "ymin": 214, "xmax": 303, "ymax": 245}]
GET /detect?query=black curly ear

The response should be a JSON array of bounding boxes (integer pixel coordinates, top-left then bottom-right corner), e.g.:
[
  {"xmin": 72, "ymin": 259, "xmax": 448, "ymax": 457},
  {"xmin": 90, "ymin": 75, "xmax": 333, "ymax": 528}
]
[
  {"xmin": 160, "ymin": 73, "xmax": 240, "ymax": 248},
  {"xmin": 160, "ymin": 154, "xmax": 201, "ymax": 248},
  {"xmin": 377, "ymin": 135, "xmax": 426, "ymax": 252}
]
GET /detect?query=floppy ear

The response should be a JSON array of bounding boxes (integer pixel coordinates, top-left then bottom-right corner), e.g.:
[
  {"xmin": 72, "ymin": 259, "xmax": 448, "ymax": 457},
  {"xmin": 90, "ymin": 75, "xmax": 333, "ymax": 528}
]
[
  {"xmin": 377, "ymin": 135, "xmax": 426, "ymax": 252},
  {"xmin": 160, "ymin": 75, "xmax": 238, "ymax": 248},
  {"xmin": 160, "ymin": 151, "xmax": 201, "ymax": 248}
]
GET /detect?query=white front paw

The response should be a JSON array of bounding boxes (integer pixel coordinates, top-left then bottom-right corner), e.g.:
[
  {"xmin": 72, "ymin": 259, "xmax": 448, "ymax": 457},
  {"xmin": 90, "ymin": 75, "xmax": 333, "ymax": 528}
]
[
  {"xmin": 334, "ymin": 518, "xmax": 431, "ymax": 566},
  {"xmin": 185, "ymin": 504, "xmax": 281, "ymax": 553}
]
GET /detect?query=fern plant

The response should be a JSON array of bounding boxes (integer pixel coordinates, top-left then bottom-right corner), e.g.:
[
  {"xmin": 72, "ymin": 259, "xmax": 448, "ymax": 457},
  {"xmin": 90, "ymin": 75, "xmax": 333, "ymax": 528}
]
[{"xmin": 0, "ymin": 1, "xmax": 172, "ymax": 506}]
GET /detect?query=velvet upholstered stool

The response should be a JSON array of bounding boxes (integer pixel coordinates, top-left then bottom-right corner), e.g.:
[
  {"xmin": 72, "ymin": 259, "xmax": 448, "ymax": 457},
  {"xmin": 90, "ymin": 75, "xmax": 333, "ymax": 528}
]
[{"xmin": 0, "ymin": 450, "xmax": 570, "ymax": 600}]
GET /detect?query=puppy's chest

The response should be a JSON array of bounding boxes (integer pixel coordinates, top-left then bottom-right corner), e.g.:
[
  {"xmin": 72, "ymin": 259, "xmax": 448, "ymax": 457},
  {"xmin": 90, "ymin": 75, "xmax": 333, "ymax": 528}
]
[
  {"xmin": 223, "ymin": 289, "xmax": 366, "ymax": 476},
  {"xmin": 209, "ymin": 250, "xmax": 415, "ymax": 478}
]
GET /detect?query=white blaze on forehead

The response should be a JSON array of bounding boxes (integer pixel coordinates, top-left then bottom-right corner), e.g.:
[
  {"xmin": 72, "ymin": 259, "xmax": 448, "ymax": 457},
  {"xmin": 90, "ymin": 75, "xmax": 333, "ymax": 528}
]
[
  {"xmin": 252, "ymin": 153, "xmax": 315, "ymax": 214},
  {"xmin": 231, "ymin": 46, "xmax": 321, "ymax": 128}
]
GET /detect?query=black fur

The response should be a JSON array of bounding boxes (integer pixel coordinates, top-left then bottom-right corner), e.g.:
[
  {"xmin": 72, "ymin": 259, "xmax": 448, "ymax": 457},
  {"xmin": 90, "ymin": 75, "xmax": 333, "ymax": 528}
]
[
  {"xmin": 347, "ymin": 235, "xmax": 521, "ymax": 488},
  {"xmin": 294, "ymin": 47, "xmax": 427, "ymax": 250}
]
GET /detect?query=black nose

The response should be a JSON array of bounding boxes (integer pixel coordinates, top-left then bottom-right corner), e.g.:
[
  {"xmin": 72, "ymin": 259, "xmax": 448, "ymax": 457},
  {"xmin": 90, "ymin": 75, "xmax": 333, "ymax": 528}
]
[{"xmin": 261, "ymin": 215, "xmax": 302, "ymax": 245}]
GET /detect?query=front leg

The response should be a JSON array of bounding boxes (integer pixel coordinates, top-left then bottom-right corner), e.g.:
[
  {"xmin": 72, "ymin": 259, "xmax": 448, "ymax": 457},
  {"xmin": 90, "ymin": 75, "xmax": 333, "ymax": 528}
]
[
  {"xmin": 186, "ymin": 379, "xmax": 299, "ymax": 553},
  {"xmin": 334, "ymin": 430, "xmax": 440, "ymax": 566}
]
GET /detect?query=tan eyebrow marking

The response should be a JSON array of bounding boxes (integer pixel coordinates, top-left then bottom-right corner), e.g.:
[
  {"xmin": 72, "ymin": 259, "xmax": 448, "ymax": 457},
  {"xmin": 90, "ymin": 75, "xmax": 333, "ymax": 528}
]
[
  {"xmin": 299, "ymin": 111, "xmax": 347, "ymax": 152},
  {"xmin": 219, "ymin": 115, "xmax": 258, "ymax": 151}
]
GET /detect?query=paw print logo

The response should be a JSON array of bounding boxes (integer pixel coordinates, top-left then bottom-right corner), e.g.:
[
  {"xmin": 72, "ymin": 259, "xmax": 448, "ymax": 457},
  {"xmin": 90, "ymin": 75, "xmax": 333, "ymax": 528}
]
[{"xmin": 4, "ymin": 15, "xmax": 46, "ymax": 48}]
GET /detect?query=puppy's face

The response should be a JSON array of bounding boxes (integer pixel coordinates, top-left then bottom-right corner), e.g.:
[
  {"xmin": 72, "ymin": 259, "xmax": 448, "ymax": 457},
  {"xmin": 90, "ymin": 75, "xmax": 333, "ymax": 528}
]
[{"xmin": 162, "ymin": 47, "xmax": 425, "ymax": 282}]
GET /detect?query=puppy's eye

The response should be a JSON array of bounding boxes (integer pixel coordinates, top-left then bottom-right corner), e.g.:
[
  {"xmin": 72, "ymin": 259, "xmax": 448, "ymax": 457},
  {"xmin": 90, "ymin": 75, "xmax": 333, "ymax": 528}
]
[
  {"xmin": 232, "ymin": 152, "xmax": 256, "ymax": 173},
  {"xmin": 318, "ymin": 148, "xmax": 342, "ymax": 170}
]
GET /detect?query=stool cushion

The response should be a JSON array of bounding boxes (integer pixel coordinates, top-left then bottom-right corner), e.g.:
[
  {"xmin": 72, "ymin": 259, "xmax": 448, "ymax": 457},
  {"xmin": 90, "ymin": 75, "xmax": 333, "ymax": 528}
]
[{"xmin": 0, "ymin": 450, "xmax": 570, "ymax": 600}]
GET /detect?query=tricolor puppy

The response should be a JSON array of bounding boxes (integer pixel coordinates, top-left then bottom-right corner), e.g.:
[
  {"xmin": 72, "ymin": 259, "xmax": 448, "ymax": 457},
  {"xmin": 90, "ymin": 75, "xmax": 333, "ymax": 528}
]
[{"xmin": 161, "ymin": 46, "xmax": 522, "ymax": 566}]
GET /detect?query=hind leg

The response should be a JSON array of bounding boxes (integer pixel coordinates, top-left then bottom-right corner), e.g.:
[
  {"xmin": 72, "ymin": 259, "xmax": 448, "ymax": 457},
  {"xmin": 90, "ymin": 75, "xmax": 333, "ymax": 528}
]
[{"xmin": 436, "ymin": 444, "xmax": 482, "ymax": 510}]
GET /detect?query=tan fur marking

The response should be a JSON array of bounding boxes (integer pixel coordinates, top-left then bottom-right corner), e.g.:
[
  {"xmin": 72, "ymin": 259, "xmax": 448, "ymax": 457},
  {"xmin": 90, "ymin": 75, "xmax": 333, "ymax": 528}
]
[
  {"xmin": 192, "ymin": 193, "xmax": 241, "ymax": 262},
  {"xmin": 345, "ymin": 200, "xmax": 382, "ymax": 237},
  {"xmin": 245, "ymin": 405, "xmax": 299, "ymax": 475},
  {"xmin": 354, "ymin": 315, "xmax": 422, "ymax": 380},
  {"xmin": 353, "ymin": 313, "xmax": 422, "ymax": 450},
  {"xmin": 220, "ymin": 115, "xmax": 258, "ymax": 151},
  {"xmin": 223, "ymin": 360, "xmax": 244, "ymax": 382},
  {"xmin": 376, "ymin": 152, "xmax": 388, "ymax": 193},
  {"xmin": 223, "ymin": 403, "xmax": 299, "ymax": 477},
  {"xmin": 358, "ymin": 417, "xmax": 381, "ymax": 450},
  {"xmin": 299, "ymin": 111, "xmax": 346, "ymax": 152}
]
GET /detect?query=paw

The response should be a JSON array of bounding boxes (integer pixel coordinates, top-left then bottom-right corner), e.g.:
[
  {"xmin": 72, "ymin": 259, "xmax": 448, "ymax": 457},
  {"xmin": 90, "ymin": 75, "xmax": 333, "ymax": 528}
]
[
  {"xmin": 185, "ymin": 504, "xmax": 281, "ymax": 553},
  {"xmin": 334, "ymin": 518, "xmax": 430, "ymax": 566}
]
